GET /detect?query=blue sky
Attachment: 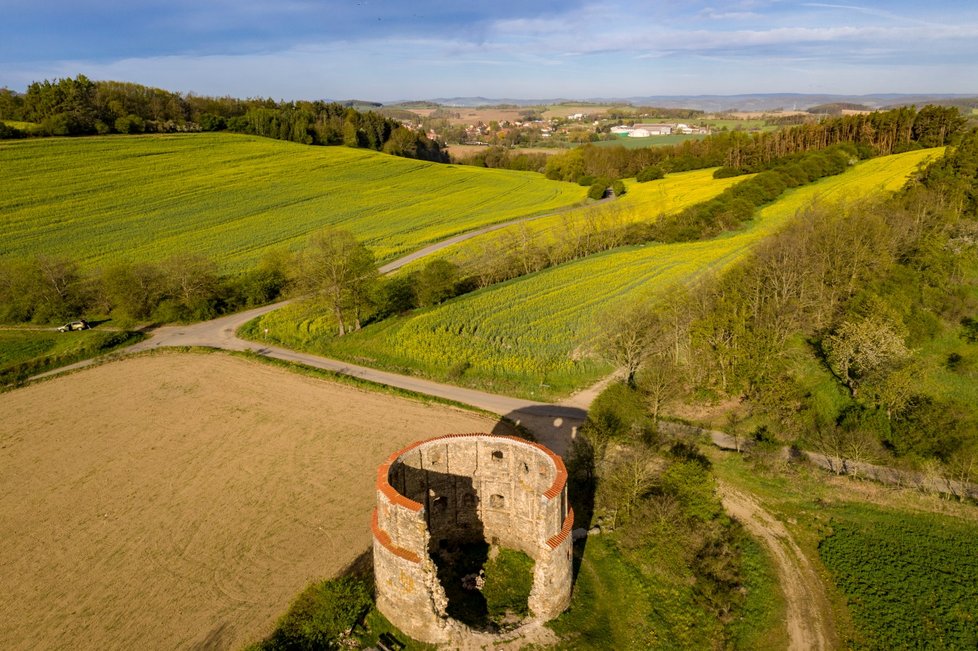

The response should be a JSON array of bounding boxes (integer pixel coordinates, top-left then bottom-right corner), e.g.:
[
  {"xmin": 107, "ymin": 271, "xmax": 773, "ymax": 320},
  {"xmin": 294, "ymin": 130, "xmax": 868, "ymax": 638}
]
[{"xmin": 2, "ymin": 1, "xmax": 976, "ymax": 101}]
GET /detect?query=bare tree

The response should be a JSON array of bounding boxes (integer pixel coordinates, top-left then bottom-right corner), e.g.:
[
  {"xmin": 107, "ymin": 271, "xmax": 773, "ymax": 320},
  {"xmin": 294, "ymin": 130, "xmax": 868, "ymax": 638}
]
[
  {"xmin": 636, "ymin": 354, "xmax": 683, "ymax": 423},
  {"xmin": 600, "ymin": 300, "xmax": 661, "ymax": 385},
  {"xmin": 297, "ymin": 228, "xmax": 378, "ymax": 336}
]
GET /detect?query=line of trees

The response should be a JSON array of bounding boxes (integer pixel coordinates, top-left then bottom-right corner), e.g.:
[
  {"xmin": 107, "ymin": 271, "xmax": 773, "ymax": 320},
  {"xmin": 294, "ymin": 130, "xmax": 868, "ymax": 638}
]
[
  {"xmin": 649, "ymin": 145, "xmax": 856, "ymax": 242},
  {"xmin": 0, "ymin": 75, "xmax": 448, "ymax": 162},
  {"xmin": 232, "ymin": 144, "xmax": 872, "ymax": 343},
  {"xmin": 0, "ymin": 228, "xmax": 473, "ymax": 334},
  {"xmin": 539, "ymin": 106, "xmax": 965, "ymax": 184},
  {"xmin": 0, "ymin": 251, "xmax": 289, "ymax": 326},
  {"xmin": 599, "ymin": 129, "xmax": 978, "ymax": 480},
  {"xmin": 232, "ymin": 142, "xmax": 889, "ymax": 340}
]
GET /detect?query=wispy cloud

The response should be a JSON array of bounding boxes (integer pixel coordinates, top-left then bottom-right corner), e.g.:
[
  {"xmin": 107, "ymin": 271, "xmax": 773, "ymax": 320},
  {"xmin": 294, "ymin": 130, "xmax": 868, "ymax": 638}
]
[{"xmin": 2, "ymin": 0, "xmax": 976, "ymax": 98}]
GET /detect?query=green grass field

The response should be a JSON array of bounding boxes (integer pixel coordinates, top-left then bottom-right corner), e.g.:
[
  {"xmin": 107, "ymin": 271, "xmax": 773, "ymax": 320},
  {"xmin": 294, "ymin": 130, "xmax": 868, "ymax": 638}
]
[
  {"xmin": 0, "ymin": 328, "xmax": 143, "ymax": 385},
  {"xmin": 819, "ymin": 505, "xmax": 978, "ymax": 650},
  {"xmin": 594, "ymin": 134, "xmax": 710, "ymax": 149},
  {"xmin": 0, "ymin": 133, "xmax": 585, "ymax": 271},
  {"xmin": 251, "ymin": 148, "xmax": 941, "ymax": 399},
  {"xmin": 711, "ymin": 451, "xmax": 978, "ymax": 650}
]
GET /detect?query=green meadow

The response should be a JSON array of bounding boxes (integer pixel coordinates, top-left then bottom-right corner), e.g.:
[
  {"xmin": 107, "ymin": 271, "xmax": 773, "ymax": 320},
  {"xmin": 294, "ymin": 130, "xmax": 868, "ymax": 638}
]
[
  {"xmin": 594, "ymin": 133, "xmax": 710, "ymax": 149},
  {"xmin": 0, "ymin": 328, "xmax": 142, "ymax": 385},
  {"xmin": 0, "ymin": 133, "xmax": 585, "ymax": 271},
  {"xmin": 250, "ymin": 148, "xmax": 941, "ymax": 399}
]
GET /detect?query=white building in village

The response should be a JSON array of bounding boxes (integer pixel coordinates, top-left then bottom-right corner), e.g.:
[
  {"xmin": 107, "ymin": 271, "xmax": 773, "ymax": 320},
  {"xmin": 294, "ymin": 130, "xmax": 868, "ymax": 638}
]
[{"xmin": 612, "ymin": 122, "xmax": 709, "ymax": 138}]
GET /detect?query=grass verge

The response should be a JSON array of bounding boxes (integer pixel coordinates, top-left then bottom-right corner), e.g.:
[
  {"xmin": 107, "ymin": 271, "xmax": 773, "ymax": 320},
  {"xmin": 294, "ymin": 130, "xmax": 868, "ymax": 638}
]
[{"xmin": 0, "ymin": 328, "xmax": 144, "ymax": 387}]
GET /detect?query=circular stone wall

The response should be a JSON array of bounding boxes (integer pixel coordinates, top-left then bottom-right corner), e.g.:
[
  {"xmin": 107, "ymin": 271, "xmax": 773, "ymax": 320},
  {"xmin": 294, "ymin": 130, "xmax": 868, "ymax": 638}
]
[{"xmin": 372, "ymin": 433, "xmax": 574, "ymax": 644}]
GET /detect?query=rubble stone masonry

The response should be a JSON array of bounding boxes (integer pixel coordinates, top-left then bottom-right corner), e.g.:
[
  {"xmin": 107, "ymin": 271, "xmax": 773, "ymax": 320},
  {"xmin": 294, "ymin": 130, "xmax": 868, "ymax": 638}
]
[{"xmin": 372, "ymin": 433, "xmax": 574, "ymax": 644}]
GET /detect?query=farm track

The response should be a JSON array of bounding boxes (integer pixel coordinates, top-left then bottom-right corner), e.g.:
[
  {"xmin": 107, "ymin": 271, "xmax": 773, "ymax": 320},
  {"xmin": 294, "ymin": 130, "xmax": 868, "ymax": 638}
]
[{"xmin": 718, "ymin": 483, "xmax": 836, "ymax": 651}]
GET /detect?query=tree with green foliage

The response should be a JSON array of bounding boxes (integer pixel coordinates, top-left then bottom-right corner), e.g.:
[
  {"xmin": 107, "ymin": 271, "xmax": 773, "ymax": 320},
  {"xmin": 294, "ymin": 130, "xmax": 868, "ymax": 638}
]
[
  {"xmin": 160, "ymin": 254, "xmax": 222, "ymax": 321},
  {"xmin": 416, "ymin": 258, "xmax": 458, "ymax": 307},
  {"xmin": 100, "ymin": 262, "xmax": 166, "ymax": 323},
  {"xmin": 297, "ymin": 229, "xmax": 378, "ymax": 336},
  {"xmin": 636, "ymin": 165, "xmax": 665, "ymax": 182}
]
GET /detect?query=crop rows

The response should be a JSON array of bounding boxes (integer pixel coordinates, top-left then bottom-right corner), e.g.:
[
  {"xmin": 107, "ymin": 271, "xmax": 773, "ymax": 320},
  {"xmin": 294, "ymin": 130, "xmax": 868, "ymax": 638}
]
[
  {"xmin": 818, "ymin": 505, "xmax": 978, "ymax": 650},
  {"xmin": 0, "ymin": 133, "xmax": 584, "ymax": 270},
  {"xmin": 401, "ymin": 167, "xmax": 747, "ymax": 272},
  {"xmin": 304, "ymin": 148, "xmax": 941, "ymax": 398}
]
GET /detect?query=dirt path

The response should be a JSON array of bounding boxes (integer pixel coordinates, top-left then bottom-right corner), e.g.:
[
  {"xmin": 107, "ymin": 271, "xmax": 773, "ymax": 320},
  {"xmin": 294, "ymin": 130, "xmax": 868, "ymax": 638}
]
[{"xmin": 718, "ymin": 482, "xmax": 835, "ymax": 651}]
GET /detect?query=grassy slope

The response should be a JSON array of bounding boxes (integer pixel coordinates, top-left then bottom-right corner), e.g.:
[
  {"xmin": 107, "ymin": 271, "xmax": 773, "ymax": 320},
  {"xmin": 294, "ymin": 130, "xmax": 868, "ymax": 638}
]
[
  {"xmin": 781, "ymin": 271, "xmax": 978, "ymax": 437},
  {"xmin": 0, "ymin": 133, "xmax": 584, "ymax": 271},
  {"xmin": 0, "ymin": 328, "xmax": 143, "ymax": 385},
  {"xmin": 257, "ymin": 149, "xmax": 941, "ymax": 400}
]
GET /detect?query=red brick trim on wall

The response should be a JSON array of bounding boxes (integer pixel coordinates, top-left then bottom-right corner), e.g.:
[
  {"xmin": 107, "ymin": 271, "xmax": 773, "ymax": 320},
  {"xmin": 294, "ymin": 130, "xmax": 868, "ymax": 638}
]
[
  {"xmin": 377, "ymin": 433, "xmax": 568, "ymax": 507},
  {"xmin": 371, "ymin": 508, "xmax": 421, "ymax": 563},
  {"xmin": 546, "ymin": 507, "xmax": 575, "ymax": 550}
]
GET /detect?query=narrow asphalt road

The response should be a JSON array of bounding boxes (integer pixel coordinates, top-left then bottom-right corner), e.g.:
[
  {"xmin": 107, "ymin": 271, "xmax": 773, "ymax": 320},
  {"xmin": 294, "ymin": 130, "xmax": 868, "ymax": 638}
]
[
  {"xmin": 121, "ymin": 307, "xmax": 588, "ymax": 455},
  {"xmin": 31, "ymin": 205, "xmax": 601, "ymax": 453}
]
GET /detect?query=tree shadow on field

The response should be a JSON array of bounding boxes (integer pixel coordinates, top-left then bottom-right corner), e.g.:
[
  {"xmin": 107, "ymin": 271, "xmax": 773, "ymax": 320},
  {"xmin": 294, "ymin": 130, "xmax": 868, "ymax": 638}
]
[
  {"xmin": 189, "ymin": 623, "xmax": 233, "ymax": 651},
  {"xmin": 491, "ymin": 404, "xmax": 586, "ymax": 458}
]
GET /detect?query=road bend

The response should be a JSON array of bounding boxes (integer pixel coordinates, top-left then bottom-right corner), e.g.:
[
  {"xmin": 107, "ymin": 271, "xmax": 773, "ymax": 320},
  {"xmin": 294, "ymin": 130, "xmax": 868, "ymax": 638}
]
[{"xmin": 29, "ymin": 202, "xmax": 608, "ymax": 452}]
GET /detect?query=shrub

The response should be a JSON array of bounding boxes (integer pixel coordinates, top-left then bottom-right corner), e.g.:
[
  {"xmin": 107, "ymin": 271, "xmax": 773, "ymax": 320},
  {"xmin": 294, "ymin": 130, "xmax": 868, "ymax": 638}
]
[
  {"xmin": 636, "ymin": 165, "xmax": 665, "ymax": 182},
  {"xmin": 586, "ymin": 381, "xmax": 655, "ymax": 443},
  {"xmin": 713, "ymin": 166, "xmax": 743, "ymax": 179},
  {"xmin": 588, "ymin": 182, "xmax": 608, "ymax": 200},
  {"xmin": 114, "ymin": 114, "xmax": 146, "ymax": 134},
  {"xmin": 0, "ymin": 121, "xmax": 24, "ymax": 139},
  {"xmin": 261, "ymin": 576, "xmax": 372, "ymax": 650}
]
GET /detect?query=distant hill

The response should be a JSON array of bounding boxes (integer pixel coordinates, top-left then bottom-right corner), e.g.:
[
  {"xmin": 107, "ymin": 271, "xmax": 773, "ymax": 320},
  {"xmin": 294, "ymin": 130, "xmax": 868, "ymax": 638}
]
[{"xmin": 389, "ymin": 94, "xmax": 978, "ymax": 112}]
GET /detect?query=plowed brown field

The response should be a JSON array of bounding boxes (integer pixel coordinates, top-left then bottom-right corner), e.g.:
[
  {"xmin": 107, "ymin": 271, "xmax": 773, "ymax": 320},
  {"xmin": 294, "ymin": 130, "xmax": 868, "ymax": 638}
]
[{"xmin": 0, "ymin": 352, "xmax": 510, "ymax": 650}]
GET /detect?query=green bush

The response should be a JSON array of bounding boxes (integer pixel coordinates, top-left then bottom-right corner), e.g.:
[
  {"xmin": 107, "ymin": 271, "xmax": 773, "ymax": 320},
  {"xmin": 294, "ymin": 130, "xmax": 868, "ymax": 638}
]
[
  {"xmin": 588, "ymin": 182, "xmax": 608, "ymax": 200},
  {"xmin": 260, "ymin": 576, "xmax": 372, "ymax": 650},
  {"xmin": 712, "ymin": 166, "xmax": 743, "ymax": 179},
  {"xmin": 586, "ymin": 381, "xmax": 655, "ymax": 443},
  {"xmin": 636, "ymin": 165, "xmax": 665, "ymax": 182}
]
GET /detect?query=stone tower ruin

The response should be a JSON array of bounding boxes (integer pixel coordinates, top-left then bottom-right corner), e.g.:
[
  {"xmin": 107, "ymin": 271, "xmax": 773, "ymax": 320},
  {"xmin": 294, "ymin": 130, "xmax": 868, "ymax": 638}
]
[{"xmin": 372, "ymin": 433, "xmax": 574, "ymax": 644}]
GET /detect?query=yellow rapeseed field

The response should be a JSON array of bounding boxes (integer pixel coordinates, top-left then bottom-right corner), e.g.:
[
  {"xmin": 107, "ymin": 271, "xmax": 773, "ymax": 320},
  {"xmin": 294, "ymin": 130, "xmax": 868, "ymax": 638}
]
[
  {"xmin": 398, "ymin": 167, "xmax": 748, "ymax": 272},
  {"xmin": 267, "ymin": 148, "xmax": 941, "ymax": 399},
  {"xmin": 0, "ymin": 133, "xmax": 585, "ymax": 270}
]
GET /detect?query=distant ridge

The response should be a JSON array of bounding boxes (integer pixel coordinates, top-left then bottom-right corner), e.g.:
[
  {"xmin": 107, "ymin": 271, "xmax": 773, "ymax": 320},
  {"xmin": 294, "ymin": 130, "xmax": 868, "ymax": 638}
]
[{"xmin": 391, "ymin": 93, "xmax": 977, "ymax": 112}]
